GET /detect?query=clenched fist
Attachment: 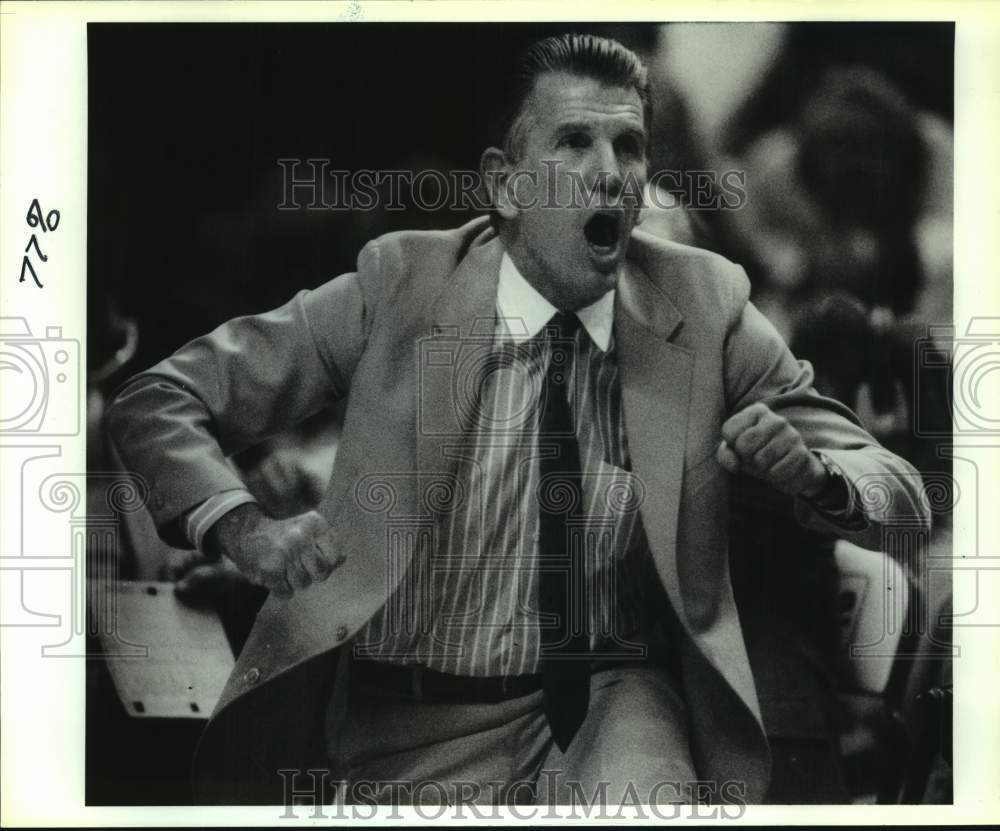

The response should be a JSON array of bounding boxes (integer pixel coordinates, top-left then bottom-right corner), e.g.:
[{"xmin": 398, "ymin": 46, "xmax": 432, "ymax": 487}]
[
  {"xmin": 206, "ymin": 504, "xmax": 344, "ymax": 598},
  {"xmin": 716, "ymin": 402, "xmax": 828, "ymax": 498}
]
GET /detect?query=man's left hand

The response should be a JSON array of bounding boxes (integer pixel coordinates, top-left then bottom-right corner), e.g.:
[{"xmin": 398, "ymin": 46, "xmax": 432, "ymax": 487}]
[{"xmin": 716, "ymin": 402, "xmax": 828, "ymax": 498}]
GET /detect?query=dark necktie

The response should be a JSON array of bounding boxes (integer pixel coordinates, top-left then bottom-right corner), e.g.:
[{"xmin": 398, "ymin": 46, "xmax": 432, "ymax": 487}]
[{"xmin": 537, "ymin": 311, "xmax": 591, "ymax": 752}]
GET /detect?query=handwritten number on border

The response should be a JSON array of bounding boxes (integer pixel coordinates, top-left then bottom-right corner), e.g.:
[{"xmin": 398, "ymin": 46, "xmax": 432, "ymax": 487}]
[{"xmin": 19, "ymin": 256, "xmax": 43, "ymax": 288}]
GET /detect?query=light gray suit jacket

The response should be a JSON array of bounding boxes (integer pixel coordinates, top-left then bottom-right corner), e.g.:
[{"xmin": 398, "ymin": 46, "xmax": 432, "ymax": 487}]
[{"xmin": 107, "ymin": 216, "xmax": 929, "ymax": 804}]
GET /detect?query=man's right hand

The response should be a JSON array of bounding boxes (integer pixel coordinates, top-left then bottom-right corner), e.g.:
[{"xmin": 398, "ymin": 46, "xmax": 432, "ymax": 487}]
[{"xmin": 205, "ymin": 504, "xmax": 343, "ymax": 599}]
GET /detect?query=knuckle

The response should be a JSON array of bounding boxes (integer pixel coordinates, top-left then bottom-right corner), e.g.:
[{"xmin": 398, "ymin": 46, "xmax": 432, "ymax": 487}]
[
  {"xmin": 281, "ymin": 541, "xmax": 304, "ymax": 562},
  {"xmin": 772, "ymin": 431, "xmax": 792, "ymax": 453}
]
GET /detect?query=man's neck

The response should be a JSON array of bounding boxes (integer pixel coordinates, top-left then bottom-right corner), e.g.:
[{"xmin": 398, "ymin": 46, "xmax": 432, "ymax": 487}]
[
  {"xmin": 497, "ymin": 252, "xmax": 614, "ymax": 351},
  {"xmin": 498, "ymin": 228, "xmax": 614, "ymax": 313}
]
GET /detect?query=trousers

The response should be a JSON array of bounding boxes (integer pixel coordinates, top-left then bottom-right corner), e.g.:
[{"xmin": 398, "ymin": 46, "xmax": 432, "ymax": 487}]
[{"xmin": 325, "ymin": 660, "xmax": 697, "ymax": 807}]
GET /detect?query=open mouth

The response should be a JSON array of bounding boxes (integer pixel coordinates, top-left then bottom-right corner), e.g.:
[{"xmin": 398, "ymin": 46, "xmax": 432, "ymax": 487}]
[{"xmin": 583, "ymin": 211, "xmax": 623, "ymax": 252}]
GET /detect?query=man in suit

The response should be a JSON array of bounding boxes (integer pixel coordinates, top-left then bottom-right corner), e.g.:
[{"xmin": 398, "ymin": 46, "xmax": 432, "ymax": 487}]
[{"xmin": 107, "ymin": 34, "xmax": 928, "ymax": 807}]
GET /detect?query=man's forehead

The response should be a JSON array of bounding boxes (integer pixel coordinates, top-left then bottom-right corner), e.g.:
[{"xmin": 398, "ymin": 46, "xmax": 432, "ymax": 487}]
[{"xmin": 526, "ymin": 70, "xmax": 645, "ymax": 129}]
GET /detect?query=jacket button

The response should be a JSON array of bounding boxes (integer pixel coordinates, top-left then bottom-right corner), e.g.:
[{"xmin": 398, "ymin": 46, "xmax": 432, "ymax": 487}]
[
  {"xmin": 335, "ymin": 625, "xmax": 349, "ymax": 643},
  {"xmin": 244, "ymin": 667, "xmax": 260, "ymax": 685}
]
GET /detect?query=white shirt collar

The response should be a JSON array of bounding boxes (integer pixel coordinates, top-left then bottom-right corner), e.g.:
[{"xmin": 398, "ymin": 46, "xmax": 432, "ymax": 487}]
[{"xmin": 495, "ymin": 252, "xmax": 615, "ymax": 351}]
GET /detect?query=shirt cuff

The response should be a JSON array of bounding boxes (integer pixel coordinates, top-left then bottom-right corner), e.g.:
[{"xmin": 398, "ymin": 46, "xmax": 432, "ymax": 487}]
[
  {"xmin": 182, "ymin": 489, "xmax": 258, "ymax": 554},
  {"xmin": 801, "ymin": 451, "xmax": 868, "ymax": 531}
]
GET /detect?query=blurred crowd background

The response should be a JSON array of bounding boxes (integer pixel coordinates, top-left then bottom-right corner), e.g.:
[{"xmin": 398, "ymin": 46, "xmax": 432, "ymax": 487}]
[{"xmin": 86, "ymin": 23, "xmax": 954, "ymax": 806}]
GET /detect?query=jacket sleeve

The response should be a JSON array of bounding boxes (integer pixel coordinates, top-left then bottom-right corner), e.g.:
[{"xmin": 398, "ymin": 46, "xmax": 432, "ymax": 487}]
[
  {"xmin": 105, "ymin": 243, "xmax": 381, "ymax": 548},
  {"xmin": 722, "ymin": 269, "xmax": 930, "ymax": 551}
]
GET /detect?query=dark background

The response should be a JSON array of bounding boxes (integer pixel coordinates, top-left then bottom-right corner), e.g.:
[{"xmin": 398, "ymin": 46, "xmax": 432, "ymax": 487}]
[{"xmin": 87, "ymin": 22, "xmax": 953, "ymax": 372}]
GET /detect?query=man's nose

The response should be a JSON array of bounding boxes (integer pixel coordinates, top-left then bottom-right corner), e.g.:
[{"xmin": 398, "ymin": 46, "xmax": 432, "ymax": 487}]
[{"xmin": 592, "ymin": 142, "xmax": 624, "ymax": 199}]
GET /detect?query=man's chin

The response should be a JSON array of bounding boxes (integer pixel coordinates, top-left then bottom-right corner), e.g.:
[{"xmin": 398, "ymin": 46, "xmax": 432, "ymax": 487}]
[
  {"xmin": 567, "ymin": 266, "xmax": 621, "ymax": 310},
  {"xmin": 585, "ymin": 250, "xmax": 627, "ymax": 287}
]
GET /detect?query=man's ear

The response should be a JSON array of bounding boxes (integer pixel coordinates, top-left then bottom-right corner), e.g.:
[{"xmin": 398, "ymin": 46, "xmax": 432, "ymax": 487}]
[{"xmin": 480, "ymin": 147, "xmax": 518, "ymax": 221}]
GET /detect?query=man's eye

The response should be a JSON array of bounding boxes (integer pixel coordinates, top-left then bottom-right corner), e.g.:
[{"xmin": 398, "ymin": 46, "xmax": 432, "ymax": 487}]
[
  {"xmin": 559, "ymin": 133, "xmax": 590, "ymax": 150},
  {"xmin": 615, "ymin": 135, "xmax": 643, "ymax": 158}
]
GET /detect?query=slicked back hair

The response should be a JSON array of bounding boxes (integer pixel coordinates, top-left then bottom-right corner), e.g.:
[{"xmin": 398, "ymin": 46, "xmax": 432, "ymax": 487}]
[{"xmin": 494, "ymin": 33, "xmax": 652, "ymax": 161}]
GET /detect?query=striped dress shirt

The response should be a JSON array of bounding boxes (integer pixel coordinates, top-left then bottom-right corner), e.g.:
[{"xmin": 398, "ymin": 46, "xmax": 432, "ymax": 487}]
[{"xmin": 354, "ymin": 253, "xmax": 654, "ymax": 677}]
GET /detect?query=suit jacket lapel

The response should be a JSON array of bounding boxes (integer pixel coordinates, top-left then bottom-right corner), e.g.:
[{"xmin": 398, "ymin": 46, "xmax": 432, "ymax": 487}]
[
  {"xmin": 416, "ymin": 234, "xmax": 505, "ymax": 479},
  {"xmin": 616, "ymin": 258, "xmax": 692, "ymax": 618}
]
